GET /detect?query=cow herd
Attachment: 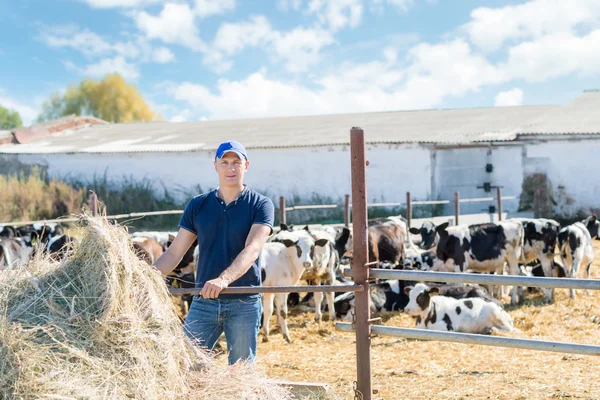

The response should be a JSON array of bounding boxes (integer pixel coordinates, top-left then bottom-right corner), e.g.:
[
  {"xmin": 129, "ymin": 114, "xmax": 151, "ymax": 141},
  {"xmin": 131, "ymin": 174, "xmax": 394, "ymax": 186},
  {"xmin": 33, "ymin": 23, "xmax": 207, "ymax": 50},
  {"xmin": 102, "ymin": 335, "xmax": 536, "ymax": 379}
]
[{"xmin": 1, "ymin": 214, "xmax": 598, "ymax": 339}]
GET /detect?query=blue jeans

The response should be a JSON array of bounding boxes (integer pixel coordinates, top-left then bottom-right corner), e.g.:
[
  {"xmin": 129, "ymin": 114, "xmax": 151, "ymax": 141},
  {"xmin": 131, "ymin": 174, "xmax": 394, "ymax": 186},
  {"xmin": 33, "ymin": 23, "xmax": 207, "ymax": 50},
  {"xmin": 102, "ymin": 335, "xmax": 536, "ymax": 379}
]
[{"xmin": 183, "ymin": 295, "xmax": 262, "ymax": 365}]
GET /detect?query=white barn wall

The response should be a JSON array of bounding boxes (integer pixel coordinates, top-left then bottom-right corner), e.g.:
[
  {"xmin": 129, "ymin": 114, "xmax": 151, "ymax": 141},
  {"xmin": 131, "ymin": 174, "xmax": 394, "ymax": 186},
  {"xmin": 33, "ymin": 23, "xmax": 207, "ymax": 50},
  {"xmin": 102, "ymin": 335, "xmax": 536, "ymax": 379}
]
[
  {"xmin": 5, "ymin": 138, "xmax": 599, "ymax": 216},
  {"xmin": 9, "ymin": 144, "xmax": 432, "ymax": 205},
  {"xmin": 524, "ymin": 138, "xmax": 600, "ymax": 214}
]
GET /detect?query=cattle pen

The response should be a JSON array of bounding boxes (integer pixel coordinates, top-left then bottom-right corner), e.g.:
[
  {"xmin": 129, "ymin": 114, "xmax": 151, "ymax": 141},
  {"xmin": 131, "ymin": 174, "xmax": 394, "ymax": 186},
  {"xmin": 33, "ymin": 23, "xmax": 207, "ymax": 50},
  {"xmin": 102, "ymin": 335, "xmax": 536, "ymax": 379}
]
[
  {"xmin": 165, "ymin": 128, "xmax": 600, "ymax": 399},
  {"xmin": 3, "ymin": 129, "xmax": 600, "ymax": 399}
]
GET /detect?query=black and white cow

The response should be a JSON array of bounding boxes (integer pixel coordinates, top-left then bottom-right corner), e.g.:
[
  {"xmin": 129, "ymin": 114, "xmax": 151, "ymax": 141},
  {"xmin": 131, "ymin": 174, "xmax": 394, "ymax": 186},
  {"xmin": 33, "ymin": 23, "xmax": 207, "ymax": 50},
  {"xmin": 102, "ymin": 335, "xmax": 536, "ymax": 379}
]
[
  {"xmin": 403, "ymin": 283, "xmax": 513, "ymax": 334},
  {"xmin": 582, "ymin": 215, "xmax": 599, "ymax": 239},
  {"xmin": 46, "ymin": 234, "xmax": 75, "ymax": 261},
  {"xmin": 409, "ymin": 221, "xmax": 439, "ymax": 251},
  {"xmin": 333, "ymin": 280, "xmax": 500, "ymax": 321},
  {"xmin": 509, "ymin": 218, "xmax": 561, "ymax": 302},
  {"xmin": 261, "ymin": 229, "xmax": 327, "ymax": 343},
  {"xmin": 334, "ymin": 279, "xmax": 411, "ymax": 321},
  {"xmin": 431, "ymin": 221, "xmax": 525, "ymax": 305},
  {"xmin": 558, "ymin": 222, "xmax": 594, "ymax": 299},
  {"xmin": 0, "ymin": 237, "xmax": 33, "ymax": 270}
]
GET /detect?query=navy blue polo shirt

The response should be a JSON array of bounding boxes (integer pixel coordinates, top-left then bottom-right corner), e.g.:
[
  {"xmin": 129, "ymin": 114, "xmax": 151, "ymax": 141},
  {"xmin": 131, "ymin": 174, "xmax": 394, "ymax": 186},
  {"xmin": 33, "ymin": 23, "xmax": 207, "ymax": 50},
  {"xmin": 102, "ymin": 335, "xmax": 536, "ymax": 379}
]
[{"xmin": 178, "ymin": 186, "xmax": 275, "ymax": 299}]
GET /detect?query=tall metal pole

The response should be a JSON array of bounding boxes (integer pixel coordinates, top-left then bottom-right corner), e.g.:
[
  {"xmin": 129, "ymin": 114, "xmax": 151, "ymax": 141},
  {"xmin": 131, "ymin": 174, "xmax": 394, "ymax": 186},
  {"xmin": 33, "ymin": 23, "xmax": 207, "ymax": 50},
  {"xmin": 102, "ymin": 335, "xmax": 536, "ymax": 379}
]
[
  {"xmin": 344, "ymin": 194, "xmax": 351, "ymax": 227},
  {"xmin": 279, "ymin": 196, "xmax": 286, "ymax": 225},
  {"xmin": 89, "ymin": 192, "xmax": 98, "ymax": 217},
  {"xmin": 406, "ymin": 192, "xmax": 412, "ymax": 229},
  {"xmin": 454, "ymin": 191, "xmax": 460, "ymax": 226},
  {"xmin": 496, "ymin": 187, "xmax": 502, "ymax": 221},
  {"xmin": 350, "ymin": 127, "xmax": 372, "ymax": 400}
]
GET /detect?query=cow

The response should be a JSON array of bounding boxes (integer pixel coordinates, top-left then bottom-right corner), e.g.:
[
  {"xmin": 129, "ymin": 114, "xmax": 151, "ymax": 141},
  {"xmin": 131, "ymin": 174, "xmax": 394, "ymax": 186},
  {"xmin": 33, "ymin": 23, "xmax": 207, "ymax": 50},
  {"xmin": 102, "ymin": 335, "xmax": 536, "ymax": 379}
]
[
  {"xmin": 509, "ymin": 218, "xmax": 561, "ymax": 302},
  {"xmin": 0, "ymin": 237, "xmax": 33, "ymax": 270},
  {"xmin": 296, "ymin": 227, "xmax": 340, "ymax": 322},
  {"xmin": 261, "ymin": 229, "xmax": 325, "ymax": 343},
  {"xmin": 430, "ymin": 220, "xmax": 525, "ymax": 305},
  {"xmin": 403, "ymin": 248, "xmax": 440, "ymax": 271},
  {"xmin": 581, "ymin": 215, "xmax": 599, "ymax": 239},
  {"xmin": 558, "ymin": 222, "xmax": 594, "ymax": 299},
  {"xmin": 131, "ymin": 231, "xmax": 178, "ymax": 249},
  {"xmin": 334, "ymin": 281, "xmax": 500, "ymax": 321},
  {"xmin": 46, "ymin": 234, "xmax": 75, "ymax": 261},
  {"xmin": 334, "ymin": 280, "xmax": 411, "ymax": 321},
  {"xmin": 524, "ymin": 258, "xmax": 566, "ymax": 295},
  {"xmin": 165, "ymin": 235, "xmax": 198, "ymax": 316},
  {"xmin": 337, "ymin": 216, "xmax": 407, "ymax": 268},
  {"xmin": 409, "ymin": 221, "xmax": 440, "ymax": 251},
  {"xmin": 404, "ymin": 283, "xmax": 513, "ymax": 334},
  {"xmin": 0, "ymin": 225, "xmax": 16, "ymax": 238},
  {"xmin": 132, "ymin": 236, "xmax": 164, "ymax": 265}
]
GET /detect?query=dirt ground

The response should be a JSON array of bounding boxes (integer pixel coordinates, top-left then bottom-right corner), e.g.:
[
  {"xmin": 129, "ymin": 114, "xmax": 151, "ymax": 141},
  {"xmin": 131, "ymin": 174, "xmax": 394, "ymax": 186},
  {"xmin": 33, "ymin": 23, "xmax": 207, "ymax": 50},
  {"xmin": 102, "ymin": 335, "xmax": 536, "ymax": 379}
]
[{"xmin": 206, "ymin": 242, "xmax": 600, "ymax": 400}]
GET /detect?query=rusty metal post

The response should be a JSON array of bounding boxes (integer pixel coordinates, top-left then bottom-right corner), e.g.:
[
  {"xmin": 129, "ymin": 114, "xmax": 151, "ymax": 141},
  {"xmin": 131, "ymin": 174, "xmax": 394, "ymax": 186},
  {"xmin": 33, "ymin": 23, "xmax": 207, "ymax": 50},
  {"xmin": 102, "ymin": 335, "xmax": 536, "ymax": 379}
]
[
  {"xmin": 406, "ymin": 192, "xmax": 412, "ymax": 229},
  {"xmin": 279, "ymin": 196, "xmax": 286, "ymax": 225},
  {"xmin": 350, "ymin": 127, "xmax": 372, "ymax": 400},
  {"xmin": 89, "ymin": 192, "xmax": 98, "ymax": 217},
  {"xmin": 496, "ymin": 187, "xmax": 502, "ymax": 221},
  {"xmin": 454, "ymin": 191, "xmax": 460, "ymax": 226},
  {"xmin": 344, "ymin": 194, "xmax": 351, "ymax": 227}
]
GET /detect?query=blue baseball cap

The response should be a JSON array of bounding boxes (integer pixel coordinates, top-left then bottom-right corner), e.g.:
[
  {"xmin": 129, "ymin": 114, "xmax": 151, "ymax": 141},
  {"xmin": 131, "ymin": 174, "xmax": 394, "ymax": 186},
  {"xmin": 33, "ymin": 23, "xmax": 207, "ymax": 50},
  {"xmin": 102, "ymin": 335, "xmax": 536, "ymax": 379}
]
[{"xmin": 215, "ymin": 140, "xmax": 248, "ymax": 161}]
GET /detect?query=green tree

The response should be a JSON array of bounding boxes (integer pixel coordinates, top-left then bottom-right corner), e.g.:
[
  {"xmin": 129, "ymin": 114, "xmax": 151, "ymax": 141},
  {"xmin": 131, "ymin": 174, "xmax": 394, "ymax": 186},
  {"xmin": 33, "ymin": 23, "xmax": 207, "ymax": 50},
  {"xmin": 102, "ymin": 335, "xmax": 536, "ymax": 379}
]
[
  {"xmin": 37, "ymin": 73, "xmax": 159, "ymax": 123},
  {"xmin": 0, "ymin": 105, "xmax": 23, "ymax": 129}
]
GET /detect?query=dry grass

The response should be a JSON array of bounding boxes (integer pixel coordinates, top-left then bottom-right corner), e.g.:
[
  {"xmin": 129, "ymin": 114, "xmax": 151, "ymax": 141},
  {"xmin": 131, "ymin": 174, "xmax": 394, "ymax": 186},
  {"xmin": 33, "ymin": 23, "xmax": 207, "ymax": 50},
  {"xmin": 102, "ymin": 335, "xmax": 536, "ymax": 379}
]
[
  {"xmin": 0, "ymin": 215, "xmax": 295, "ymax": 400},
  {"xmin": 208, "ymin": 243, "xmax": 600, "ymax": 400}
]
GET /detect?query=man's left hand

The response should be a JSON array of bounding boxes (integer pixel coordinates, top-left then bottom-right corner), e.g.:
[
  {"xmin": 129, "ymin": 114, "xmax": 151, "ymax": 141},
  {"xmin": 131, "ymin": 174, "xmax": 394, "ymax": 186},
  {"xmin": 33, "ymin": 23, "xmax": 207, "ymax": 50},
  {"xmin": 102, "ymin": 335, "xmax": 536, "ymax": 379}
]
[{"xmin": 200, "ymin": 277, "xmax": 229, "ymax": 298}]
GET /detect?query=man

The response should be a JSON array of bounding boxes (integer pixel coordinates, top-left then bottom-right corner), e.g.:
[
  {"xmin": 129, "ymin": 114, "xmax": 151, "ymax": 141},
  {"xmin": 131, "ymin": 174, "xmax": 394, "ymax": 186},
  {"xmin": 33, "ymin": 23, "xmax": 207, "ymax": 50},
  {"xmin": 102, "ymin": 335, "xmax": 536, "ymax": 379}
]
[{"xmin": 152, "ymin": 140, "xmax": 274, "ymax": 365}]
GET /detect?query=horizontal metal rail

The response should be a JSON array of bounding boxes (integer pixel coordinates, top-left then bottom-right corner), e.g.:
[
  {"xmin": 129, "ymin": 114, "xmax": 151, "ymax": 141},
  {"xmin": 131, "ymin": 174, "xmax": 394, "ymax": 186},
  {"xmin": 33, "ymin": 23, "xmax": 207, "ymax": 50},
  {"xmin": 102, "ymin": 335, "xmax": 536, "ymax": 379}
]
[
  {"xmin": 343, "ymin": 268, "xmax": 600, "ymax": 290},
  {"xmin": 411, "ymin": 200, "xmax": 450, "ymax": 205},
  {"xmin": 285, "ymin": 204, "xmax": 338, "ymax": 211},
  {"xmin": 3, "ymin": 210, "xmax": 185, "ymax": 227},
  {"xmin": 365, "ymin": 202, "xmax": 402, "ymax": 208},
  {"xmin": 169, "ymin": 284, "xmax": 364, "ymax": 296},
  {"xmin": 458, "ymin": 197, "xmax": 494, "ymax": 203},
  {"xmin": 335, "ymin": 324, "xmax": 600, "ymax": 356}
]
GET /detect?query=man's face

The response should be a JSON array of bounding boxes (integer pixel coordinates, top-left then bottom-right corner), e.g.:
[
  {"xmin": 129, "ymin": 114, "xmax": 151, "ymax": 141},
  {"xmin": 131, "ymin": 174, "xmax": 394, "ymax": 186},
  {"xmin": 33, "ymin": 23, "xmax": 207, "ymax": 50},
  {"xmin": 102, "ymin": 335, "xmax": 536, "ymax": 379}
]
[{"xmin": 214, "ymin": 152, "xmax": 249, "ymax": 187}]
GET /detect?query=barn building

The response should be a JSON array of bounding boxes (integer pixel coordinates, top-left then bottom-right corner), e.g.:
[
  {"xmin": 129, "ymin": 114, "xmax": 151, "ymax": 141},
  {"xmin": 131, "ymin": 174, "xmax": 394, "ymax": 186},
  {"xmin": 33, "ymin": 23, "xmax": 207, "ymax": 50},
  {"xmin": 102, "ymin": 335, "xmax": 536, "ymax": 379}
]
[{"xmin": 1, "ymin": 90, "xmax": 599, "ymax": 218}]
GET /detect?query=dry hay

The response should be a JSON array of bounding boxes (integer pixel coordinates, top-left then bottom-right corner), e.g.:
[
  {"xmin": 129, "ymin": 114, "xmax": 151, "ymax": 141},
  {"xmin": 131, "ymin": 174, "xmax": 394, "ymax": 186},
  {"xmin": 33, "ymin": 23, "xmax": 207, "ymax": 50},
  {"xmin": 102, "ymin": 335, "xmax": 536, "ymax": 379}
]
[
  {"xmin": 251, "ymin": 243, "xmax": 600, "ymax": 400},
  {"xmin": 0, "ymin": 215, "xmax": 293, "ymax": 400}
]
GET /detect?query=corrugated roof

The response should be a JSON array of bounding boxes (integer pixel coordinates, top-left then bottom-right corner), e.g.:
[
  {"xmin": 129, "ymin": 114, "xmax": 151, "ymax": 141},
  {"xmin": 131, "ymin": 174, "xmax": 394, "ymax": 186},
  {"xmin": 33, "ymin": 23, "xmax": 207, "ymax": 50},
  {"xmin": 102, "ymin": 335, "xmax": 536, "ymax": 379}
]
[{"xmin": 1, "ymin": 92, "xmax": 599, "ymax": 154}]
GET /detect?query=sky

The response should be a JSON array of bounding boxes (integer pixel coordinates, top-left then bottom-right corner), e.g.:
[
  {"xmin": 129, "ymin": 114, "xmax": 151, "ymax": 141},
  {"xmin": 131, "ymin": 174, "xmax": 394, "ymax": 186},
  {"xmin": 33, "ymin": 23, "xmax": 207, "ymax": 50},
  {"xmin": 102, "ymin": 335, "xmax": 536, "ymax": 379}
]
[{"xmin": 1, "ymin": 0, "xmax": 599, "ymax": 125}]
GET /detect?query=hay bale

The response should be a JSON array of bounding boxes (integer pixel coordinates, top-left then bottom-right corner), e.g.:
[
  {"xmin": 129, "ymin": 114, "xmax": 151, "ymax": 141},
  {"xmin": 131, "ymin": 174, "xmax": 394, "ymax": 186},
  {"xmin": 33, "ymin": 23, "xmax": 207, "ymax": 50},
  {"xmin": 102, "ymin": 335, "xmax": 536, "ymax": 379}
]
[{"xmin": 0, "ymin": 216, "xmax": 292, "ymax": 400}]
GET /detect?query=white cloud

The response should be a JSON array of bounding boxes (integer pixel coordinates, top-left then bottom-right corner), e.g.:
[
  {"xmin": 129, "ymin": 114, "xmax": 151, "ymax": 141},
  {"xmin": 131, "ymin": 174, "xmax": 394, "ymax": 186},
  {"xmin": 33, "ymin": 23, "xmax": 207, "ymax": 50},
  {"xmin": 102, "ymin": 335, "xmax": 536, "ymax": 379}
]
[
  {"xmin": 307, "ymin": 0, "xmax": 363, "ymax": 32},
  {"xmin": 0, "ymin": 90, "xmax": 39, "ymax": 126},
  {"xmin": 152, "ymin": 47, "xmax": 176, "ymax": 63},
  {"xmin": 212, "ymin": 15, "xmax": 272, "ymax": 56},
  {"xmin": 68, "ymin": 56, "xmax": 141, "ymax": 80},
  {"xmin": 194, "ymin": 0, "xmax": 235, "ymax": 18},
  {"xmin": 206, "ymin": 16, "xmax": 334, "ymax": 73},
  {"xmin": 463, "ymin": 0, "xmax": 600, "ymax": 52},
  {"xmin": 166, "ymin": 39, "xmax": 505, "ymax": 120},
  {"xmin": 133, "ymin": 3, "xmax": 206, "ymax": 51},
  {"xmin": 372, "ymin": 0, "xmax": 415, "ymax": 14},
  {"xmin": 503, "ymin": 30, "xmax": 600, "ymax": 82},
  {"xmin": 270, "ymin": 26, "xmax": 335, "ymax": 73},
  {"xmin": 42, "ymin": 26, "xmax": 113, "ymax": 56},
  {"xmin": 494, "ymin": 88, "xmax": 524, "ymax": 106},
  {"xmin": 41, "ymin": 24, "xmax": 176, "ymax": 67},
  {"xmin": 78, "ymin": 0, "xmax": 166, "ymax": 8},
  {"xmin": 277, "ymin": 0, "xmax": 302, "ymax": 12}
]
